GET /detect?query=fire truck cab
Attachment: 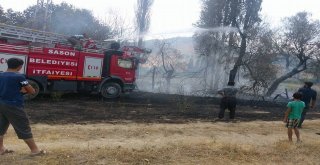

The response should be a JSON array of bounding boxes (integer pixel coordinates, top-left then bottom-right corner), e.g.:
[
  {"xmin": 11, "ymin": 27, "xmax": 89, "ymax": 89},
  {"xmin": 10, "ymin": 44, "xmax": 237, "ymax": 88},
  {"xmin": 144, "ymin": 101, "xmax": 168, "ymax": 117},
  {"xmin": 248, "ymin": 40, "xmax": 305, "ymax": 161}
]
[{"xmin": 0, "ymin": 24, "xmax": 150, "ymax": 99}]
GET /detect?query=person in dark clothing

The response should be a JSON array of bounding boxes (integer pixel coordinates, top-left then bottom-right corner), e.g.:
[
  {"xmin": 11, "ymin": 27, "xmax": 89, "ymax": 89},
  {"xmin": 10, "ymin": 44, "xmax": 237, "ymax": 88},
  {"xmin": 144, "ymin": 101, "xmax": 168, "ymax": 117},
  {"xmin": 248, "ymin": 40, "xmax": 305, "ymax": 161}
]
[
  {"xmin": 218, "ymin": 81, "xmax": 238, "ymax": 119},
  {"xmin": 67, "ymin": 33, "xmax": 96, "ymax": 50},
  {"xmin": 297, "ymin": 82, "xmax": 317, "ymax": 128},
  {"xmin": 102, "ymin": 42, "xmax": 122, "ymax": 77},
  {"xmin": 0, "ymin": 58, "xmax": 45, "ymax": 156},
  {"xmin": 67, "ymin": 33, "xmax": 87, "ymax": 48}
]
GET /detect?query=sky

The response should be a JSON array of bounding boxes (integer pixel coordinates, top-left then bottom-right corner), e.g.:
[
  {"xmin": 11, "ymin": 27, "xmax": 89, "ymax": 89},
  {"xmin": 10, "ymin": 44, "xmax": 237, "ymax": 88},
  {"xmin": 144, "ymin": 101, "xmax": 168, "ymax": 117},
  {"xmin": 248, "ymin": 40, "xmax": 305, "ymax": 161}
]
[{"xmin": 1, "ymin": 0, "xmax": 320, "ymax": 38}]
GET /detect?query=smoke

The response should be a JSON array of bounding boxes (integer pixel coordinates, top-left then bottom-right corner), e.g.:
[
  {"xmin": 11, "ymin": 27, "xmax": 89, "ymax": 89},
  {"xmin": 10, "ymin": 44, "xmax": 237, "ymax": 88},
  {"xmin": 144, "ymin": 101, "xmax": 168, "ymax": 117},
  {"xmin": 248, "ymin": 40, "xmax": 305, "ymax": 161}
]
[
  {"xmin": 104, "ymin": 26, "xmax": 256, "ymax": 97},
  {"xmin": 104, "ymin": 26, "xmax": 239, "ymax": 43},
  {"xmin": 195, "ymin": 26, "xmax": 238, "ymax": 33},
  {"xmin": 129, "ymin": 26, "xmax": 242, "ymax": 96}
]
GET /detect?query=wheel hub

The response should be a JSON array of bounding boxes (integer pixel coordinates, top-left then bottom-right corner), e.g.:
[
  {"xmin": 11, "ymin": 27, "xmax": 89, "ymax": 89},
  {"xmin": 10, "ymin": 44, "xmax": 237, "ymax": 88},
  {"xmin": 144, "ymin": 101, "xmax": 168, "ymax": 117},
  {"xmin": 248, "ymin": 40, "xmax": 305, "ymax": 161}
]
[{"xmin": 106, "ymin": 86, "xmax": 117, "ymax": 95}]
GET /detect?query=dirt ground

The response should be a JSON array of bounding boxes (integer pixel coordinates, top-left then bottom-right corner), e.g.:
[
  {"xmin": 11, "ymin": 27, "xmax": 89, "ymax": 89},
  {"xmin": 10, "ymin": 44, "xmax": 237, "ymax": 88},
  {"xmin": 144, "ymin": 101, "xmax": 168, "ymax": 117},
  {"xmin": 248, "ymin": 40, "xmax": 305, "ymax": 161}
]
[{"xmin": 1, "ymin": 92, "xmax": 320, "ymax": 164}]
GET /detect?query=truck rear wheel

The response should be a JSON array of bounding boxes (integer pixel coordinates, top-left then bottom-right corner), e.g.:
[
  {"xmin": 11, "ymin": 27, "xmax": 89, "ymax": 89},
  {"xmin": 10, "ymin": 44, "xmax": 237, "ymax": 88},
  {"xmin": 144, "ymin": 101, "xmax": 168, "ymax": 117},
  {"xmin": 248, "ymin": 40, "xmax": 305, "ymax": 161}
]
[
  {"xmin": 101, "ymin": 82, "xmax": 121, "ymax": 99},
  {"xmin": 24, "ymin": 79, "xmax": 40, "ymax": 100}
]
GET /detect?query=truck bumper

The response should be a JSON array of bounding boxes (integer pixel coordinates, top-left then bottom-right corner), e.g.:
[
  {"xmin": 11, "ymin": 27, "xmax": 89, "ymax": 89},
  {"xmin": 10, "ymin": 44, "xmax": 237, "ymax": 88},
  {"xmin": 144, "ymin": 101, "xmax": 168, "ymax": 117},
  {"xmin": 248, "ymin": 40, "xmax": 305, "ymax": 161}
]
[{"xmin": 123, "ymin": 83, "xmax": 136, "ymax": 92}]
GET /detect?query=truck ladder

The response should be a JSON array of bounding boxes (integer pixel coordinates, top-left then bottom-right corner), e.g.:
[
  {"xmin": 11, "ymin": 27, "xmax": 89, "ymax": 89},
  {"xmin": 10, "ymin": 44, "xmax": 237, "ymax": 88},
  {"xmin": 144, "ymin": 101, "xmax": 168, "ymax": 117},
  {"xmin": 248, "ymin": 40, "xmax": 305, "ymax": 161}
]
[
  {"xmin": 0, "ymin": 23, "xmax": 109, "ymax": 51},
  {"xmin": 0, "ymin": 23, "xmax": 69, "ymax": 45},
  {"xmin": 0, "ymin": 23, "xmax": 149, "ymax": 57}
]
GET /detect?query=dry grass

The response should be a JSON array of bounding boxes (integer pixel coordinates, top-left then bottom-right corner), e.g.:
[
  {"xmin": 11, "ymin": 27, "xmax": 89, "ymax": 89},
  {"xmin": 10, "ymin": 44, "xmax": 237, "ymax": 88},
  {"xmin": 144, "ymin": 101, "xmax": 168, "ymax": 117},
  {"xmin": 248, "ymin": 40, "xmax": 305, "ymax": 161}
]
[{"xmin": 1, "ymin": 120, "xmax": 320, "ymax": 165}]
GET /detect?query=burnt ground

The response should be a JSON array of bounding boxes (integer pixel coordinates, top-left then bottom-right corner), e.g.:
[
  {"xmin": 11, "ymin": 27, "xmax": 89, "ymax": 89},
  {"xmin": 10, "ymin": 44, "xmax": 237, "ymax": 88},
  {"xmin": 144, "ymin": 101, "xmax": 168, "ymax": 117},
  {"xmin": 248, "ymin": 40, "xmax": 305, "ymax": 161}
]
[{"xmin": 25, "ymin": 92, "xmax": 320, "ymax": 124}]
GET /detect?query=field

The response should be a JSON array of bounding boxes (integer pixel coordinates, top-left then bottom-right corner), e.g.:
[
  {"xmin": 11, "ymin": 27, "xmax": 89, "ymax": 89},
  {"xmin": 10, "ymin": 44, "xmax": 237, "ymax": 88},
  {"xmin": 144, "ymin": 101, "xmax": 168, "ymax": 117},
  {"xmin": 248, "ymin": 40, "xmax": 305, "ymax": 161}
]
[{"xmin": 1, "ymin": 92, "xmax": 320, "ymax": 165}]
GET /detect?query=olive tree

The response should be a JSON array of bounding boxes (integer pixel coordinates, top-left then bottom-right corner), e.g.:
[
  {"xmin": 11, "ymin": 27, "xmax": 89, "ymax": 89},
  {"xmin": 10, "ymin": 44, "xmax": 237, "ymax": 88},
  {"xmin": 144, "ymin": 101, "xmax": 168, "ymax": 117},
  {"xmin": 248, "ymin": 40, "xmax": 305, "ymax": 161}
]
[{"xmin": 265, "ymin": 12, "xmax": 320, "ymax": 96}]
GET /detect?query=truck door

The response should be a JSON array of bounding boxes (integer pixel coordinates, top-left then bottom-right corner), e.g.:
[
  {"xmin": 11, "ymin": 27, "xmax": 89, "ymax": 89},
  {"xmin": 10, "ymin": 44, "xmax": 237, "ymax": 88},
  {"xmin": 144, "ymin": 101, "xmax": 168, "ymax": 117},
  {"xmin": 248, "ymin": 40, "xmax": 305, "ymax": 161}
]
[{"xmin": 109, "ymin": 55, "xmax": 136, "ymax": 83}]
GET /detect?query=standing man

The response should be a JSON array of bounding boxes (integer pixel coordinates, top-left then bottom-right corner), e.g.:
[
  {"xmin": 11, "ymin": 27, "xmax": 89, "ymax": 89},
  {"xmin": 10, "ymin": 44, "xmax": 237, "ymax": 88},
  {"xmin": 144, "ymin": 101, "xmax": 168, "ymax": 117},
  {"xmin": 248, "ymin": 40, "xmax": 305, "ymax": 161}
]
[
  {"xmin": 297, "ymin": 82, "xmax": 317, "ymax": 128},
  {"xmin": 0, "ymin": 58, "xmax": 45, "ymax": 156},
  {"xmin": 218, "ymin": 81, "xmax": 238, "ymax": 120}
]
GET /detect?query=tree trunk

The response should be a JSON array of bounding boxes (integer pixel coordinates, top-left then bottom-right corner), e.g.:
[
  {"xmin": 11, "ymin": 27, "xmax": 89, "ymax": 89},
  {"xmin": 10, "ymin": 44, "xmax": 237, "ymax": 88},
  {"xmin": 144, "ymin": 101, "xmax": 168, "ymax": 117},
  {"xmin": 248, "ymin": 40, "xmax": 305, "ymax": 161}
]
[
  {"xmin": 138, "ymin": 37, "xmax": 143, "ymax": 47},
  {"xmin": 265, "ymin": 66, "xmax": 306, "ymax": 96},
  {"xmin": 228, "ymin": 36, "xmax": 246, "ymax": 83},
  {"xmin": 152, "ymin": 67, "xmax": 156, "ymax": 91},
  {"xmin": 166, "ymin": 77, "xmax": 171, "ymax": 93}
]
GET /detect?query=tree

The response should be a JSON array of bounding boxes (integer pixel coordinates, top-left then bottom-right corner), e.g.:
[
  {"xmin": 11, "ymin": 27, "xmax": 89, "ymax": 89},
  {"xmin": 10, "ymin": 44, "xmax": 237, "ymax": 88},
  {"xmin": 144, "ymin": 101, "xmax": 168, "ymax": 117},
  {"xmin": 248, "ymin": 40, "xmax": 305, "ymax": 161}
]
[
  {"xmin": 146, "ymin": 40, "xmax": 184, "ymax": 93},
  {"xmin": 196, "ymin": 0, "xmax": 263, "ymax": 84},
  {"xmin": 2, "ymin": 3, "xmax": 112, "ymax": 41},
  {"xmin": 0, "ymin": 6, "xmax": 6, "ymax": 22},
  {"xmin": 105, "ymin": 9, "xmax": 135, "ymax": 42},
  {"xmin": 194, "ymin": 31, "xmax": 231, "ymax": 91},
  {"xmin": 48, "ymin": 3, "xmax": 111, "ymax": 40},
  {"xmin": 135, "ymin": 0, "xmax": 154, "ymax": 47},
  {"xmin": 22, "ymin": 5, "xmax": 46, "ymax": 30},
  {"xmin": 225, "ymin": 0, "xmax": 262, "ymax": 83},
  {"xmin": 265, "ymin": 12, "xmax": 320, "ymax": 96},
  {"xmin": 2, "ymin": 9, "xmax": 25, "ymax": 26},
  {"xmin": 242, "ymin": 24, "xmax": 278, "ymax": 94},
  {"xmin": 306, "ymin": 60, "xmax": 320, "ymax": 81}
]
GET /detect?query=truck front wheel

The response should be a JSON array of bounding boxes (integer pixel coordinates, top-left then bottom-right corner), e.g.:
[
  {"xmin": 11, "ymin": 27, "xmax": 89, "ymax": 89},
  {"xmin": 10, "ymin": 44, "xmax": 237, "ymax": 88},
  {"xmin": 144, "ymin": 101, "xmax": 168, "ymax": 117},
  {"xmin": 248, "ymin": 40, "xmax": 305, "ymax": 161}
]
[
  {"xmin": 101, "ymin": 82, "xmax": 121, "ymax": 99},
  {"xmin": 24, "ymin": 79, "xmax": 40, "ymax": 100}
]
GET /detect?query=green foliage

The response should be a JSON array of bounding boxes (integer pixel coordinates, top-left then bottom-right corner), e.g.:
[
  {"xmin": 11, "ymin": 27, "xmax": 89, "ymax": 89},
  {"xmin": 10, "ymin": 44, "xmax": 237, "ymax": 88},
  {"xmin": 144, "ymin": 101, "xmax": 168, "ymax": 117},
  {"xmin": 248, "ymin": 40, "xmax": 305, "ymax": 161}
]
[
  {"xmin": 241, "ymin": 24, "xmax": 278, "ymax": 94},
  {"xmin": 135, "ymin": 0, "xmax": 154, "ymax": 33},
  {"xmin": 195, "ymin": 0, "xmax": 264, "ymax": 91},
  {"xmin": 0, "ymin": 3, "xmax": 112, "ymax": 41},
  {"xmin": 265, "ymin": 12, "xmax": 320, "ymax": 96},
  {"xmin": 0, "ymin": 6, "xmax": 6, "ymax": 22},
  {"xmin": 1, "ymin": 8, "xmax": 26, "ymax": 25},
  {"xmin": 197, "ymin": 0, "xmax": 262, "ymax": 29},
  {"xmin": 195, "ymin": 0, "xmax": 263, "ymax": 63},
  {"xmin": 135, "ymin": 0, "xmax": 154, "ymax": 46},
  {"xmin": 49, "ymin": 3, "xmax": 111, "ymax": 40},
  {"xmin": 306, "ymin": 62, "xmax": 320, "ymax": 81}
]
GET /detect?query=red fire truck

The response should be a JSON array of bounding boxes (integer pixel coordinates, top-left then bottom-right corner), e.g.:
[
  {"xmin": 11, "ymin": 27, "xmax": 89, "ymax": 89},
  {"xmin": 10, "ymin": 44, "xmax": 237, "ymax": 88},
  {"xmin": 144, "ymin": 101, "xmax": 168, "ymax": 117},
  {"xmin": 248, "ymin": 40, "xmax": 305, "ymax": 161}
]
[{"xmin": 0, "ymin": 23, "xmax": 150, "ymax": 99}]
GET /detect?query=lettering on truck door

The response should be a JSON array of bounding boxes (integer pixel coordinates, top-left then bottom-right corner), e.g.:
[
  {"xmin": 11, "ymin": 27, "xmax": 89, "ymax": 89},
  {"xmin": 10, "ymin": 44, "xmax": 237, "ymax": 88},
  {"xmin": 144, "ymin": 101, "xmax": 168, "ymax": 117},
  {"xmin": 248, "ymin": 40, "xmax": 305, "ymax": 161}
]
[
  {"xmin": 83, "ymin": 56, "xmax": 103, "ymax": 78},
  {"xmin": 0, "ymin": 53, "xmax": 27, "ymax": 73}
]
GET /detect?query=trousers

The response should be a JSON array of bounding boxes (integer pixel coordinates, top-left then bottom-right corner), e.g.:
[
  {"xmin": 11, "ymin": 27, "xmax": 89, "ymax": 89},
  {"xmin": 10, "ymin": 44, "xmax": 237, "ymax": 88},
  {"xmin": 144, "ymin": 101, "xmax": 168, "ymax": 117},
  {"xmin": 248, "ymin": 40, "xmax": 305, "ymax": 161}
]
[{"xmin": 219, "ymin": 97, "xmax": 237, "ymax": 119}]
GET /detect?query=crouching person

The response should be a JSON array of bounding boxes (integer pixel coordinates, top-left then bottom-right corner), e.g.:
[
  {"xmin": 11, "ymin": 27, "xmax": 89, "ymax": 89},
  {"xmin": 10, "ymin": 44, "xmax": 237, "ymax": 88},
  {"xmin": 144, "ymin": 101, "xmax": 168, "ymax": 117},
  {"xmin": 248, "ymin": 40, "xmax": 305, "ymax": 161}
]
[{"xmin": 0, "ymin": 58, "xmax": 45, "ymax": 156}]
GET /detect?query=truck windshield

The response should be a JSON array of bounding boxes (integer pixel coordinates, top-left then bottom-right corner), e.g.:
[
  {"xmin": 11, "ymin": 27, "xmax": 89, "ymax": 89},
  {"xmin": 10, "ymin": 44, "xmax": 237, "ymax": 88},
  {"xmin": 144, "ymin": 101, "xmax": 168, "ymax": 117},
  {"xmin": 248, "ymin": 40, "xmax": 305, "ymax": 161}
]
[{"xmin": 118, "ymin": 58, "xmax": 133, "ymax": 69}]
